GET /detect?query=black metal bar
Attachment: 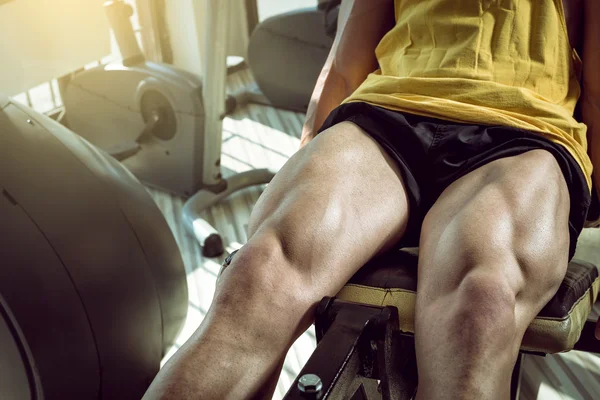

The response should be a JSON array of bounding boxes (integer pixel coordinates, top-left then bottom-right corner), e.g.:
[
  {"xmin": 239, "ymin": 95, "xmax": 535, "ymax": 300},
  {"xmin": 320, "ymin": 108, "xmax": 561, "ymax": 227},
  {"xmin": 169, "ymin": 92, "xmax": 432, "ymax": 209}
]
[
  {"xmin": 285, "ymin": 308, "xmax": 378, "ymax": 400},
  {"xmin": 289, "ymin": 297, "xmax": 597, "ymax": 400},
  {"xmin": 572, "ymin": 319, "xmax": 600, "ymax": 353},
  {"xmin": 286, "ymin": 298, "xmax": 421, "ymax": 400},
  {"xmin": 362, "ymin": 308, "xmax": 418, "ymax": 400},
  {"xmin": 361, "ymin": 379, "xmax": 381, "ymax": 399},
  {"xmin": 381, "ymin": 332, "xmax": 417, "ymax": 400},
  {"xmin": 315, "ymin": 296, "xmax": 335, "ymax": 342},
  {"xmin": 284, "ymin": 300, "xmax": 385, "ymax": 399},
  {"xmin": 349, "ymin": 384, "xmax": 368, "ymax": 400},
  {"xmin": 510, "ymin": 353, "xmax": 523, "ymax": 400},
  {"xmin": 347, "ymin": 378, "xmax": 380, "ymax": 400},
  {"xmin": 324, "ymin": 344, "xmax": 365, "ymax": 399}
]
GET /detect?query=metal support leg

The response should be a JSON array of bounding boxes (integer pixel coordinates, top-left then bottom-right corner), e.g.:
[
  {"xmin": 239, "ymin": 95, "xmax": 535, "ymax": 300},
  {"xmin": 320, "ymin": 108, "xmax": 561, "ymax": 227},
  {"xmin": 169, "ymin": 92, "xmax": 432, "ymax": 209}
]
[
  {"xmin": 182, "ymin": 0, "xmax": 277, "ymax": 256},
  {"xmin": 182, "ymin": 168, "xmax": 276, "ymax": 256}
]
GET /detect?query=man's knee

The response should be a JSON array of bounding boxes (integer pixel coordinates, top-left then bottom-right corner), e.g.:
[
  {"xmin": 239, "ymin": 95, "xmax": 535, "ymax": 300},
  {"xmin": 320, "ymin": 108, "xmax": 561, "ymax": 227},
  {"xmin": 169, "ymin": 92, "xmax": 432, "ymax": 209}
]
[
  {"xmin": 216, "ymin": 233, "xmax": 314, "ymax": 316},
  {"xmin": 418, "ymin": 268, "xmax": 519, "ymax": 352},
  {"xmin": 454, "ymin": 271, "xmax": 517, "ymax": 333},
  {"xmin": 417, "ymin": 149, "xmax": 572, "ymax": 362}
]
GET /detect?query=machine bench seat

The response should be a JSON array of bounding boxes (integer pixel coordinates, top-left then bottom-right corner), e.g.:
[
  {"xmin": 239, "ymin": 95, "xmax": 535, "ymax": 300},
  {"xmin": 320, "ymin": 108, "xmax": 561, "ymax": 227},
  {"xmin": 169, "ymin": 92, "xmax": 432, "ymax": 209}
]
[
  {"xmin": 338, "ymin": 248, "xmax": 599, "ymax": 354},
  {"xmin": 223, "ymin": 247, "xmax": 600, "ymax": 399}
]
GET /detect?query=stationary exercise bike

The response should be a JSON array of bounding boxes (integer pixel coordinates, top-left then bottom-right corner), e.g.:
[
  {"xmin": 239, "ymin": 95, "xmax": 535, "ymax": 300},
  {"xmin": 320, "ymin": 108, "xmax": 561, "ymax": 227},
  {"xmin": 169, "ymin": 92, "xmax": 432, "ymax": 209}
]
[
  {"xmin": 243, "ymin": 0, "xmax": 338, "ymax": 112},
  {"xmin": 63, "ymin": 0, "xmax": 277, "ymax": 256},
  {"xmin": 63, "ymin": 0, "xmax": 343, "ymax": 256}
]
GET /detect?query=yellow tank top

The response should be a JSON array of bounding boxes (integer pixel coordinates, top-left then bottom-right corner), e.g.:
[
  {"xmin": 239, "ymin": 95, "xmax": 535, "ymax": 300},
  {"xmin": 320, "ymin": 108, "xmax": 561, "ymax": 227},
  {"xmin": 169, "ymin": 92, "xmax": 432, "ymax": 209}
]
[{"xmin": 344, "ymin": 0, "xmax": 592, "ymax": 190}]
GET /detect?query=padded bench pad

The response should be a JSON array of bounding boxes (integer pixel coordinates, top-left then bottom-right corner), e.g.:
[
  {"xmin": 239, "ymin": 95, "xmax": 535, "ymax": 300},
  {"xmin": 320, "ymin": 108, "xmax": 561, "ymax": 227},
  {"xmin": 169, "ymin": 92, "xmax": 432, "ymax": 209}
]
[{"xmin": 337, "ymin": 248, "xmax": 600, "ymax": 354}]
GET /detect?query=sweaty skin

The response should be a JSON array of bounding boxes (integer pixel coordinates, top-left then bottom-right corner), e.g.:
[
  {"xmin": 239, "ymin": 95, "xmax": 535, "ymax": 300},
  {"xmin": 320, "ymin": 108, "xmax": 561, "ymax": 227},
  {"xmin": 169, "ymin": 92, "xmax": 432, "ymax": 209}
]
[
  {"xmin": 143, "ymin": 3, "xmax": 600, "ymax": 399},
  {"xmin": 305, "ymin": 0, "xmax": 600, "ymax": 355}
]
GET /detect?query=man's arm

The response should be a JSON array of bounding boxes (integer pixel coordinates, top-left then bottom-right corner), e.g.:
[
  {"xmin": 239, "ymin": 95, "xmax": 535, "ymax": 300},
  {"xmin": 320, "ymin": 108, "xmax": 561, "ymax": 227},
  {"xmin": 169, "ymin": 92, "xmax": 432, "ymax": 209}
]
[
  {"xmin": 581, "ymin": 0, "xmax": 600, "ymax": 340},
  {"xmin": 300, "ymin": 0, "xmax": 395, "ymax": 147}
]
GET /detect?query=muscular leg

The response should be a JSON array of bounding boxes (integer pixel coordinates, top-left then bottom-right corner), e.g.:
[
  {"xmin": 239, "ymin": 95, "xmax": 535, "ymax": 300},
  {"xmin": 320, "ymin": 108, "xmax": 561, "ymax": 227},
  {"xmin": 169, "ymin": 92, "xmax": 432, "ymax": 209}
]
[
  {"xmin": 415, "ymin": 150, "xmax": 571, "ymax": 399},
  {"xmin": 144, "ymin": 122, "xmax": 410, "ymax": 399}
]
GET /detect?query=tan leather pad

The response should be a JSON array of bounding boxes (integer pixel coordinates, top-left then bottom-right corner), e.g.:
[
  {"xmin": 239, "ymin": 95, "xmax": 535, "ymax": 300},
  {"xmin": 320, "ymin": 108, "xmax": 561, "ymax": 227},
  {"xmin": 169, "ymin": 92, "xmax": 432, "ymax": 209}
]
[{"xmin": 337, "ymin": 276, "xmax": 599, "ymax": 354}]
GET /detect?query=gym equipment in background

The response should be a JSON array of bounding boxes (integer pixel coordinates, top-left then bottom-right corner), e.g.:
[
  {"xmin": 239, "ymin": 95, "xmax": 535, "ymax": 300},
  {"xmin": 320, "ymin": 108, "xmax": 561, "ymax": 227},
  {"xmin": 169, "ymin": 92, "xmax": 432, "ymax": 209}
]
[
  {"xmin": 245, "ymin": 5, "xmax": 335, "ymax": 112},
  {"xmin": 182, "ymin": 0, "xmax": 278, "ymax": 256},
  {"xmin": 64, "ymin": 0, "xmax": 276, "ymax": 256},
  {"xmin": 0, "ymin": 95, "xmax": 188, "ymax": 399}
]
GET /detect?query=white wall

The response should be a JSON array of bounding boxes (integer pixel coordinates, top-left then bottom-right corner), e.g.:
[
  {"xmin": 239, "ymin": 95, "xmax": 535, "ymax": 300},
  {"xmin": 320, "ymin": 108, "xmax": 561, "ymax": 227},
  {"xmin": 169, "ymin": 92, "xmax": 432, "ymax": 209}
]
[
  {"xmin": 257, "ymin": 0, "xmax": 315, "ymax": 21},
  {"xmin": 0, "ymin": 0, "xmax": 318, "ymax": 93},
  {"xmin": 164, "ymin": 0, "xmax": 251, "ymax": 77},
  {"xmin": 163, "ymin": 0, "xmax": 204, "ymax": 75},
  {"xmin": 0, "ymin": 0, "xmax": 111, "ymax": 96},
  {"xmin": 163, "ymin": 0, "xmax": 315, "ymax": 77}
]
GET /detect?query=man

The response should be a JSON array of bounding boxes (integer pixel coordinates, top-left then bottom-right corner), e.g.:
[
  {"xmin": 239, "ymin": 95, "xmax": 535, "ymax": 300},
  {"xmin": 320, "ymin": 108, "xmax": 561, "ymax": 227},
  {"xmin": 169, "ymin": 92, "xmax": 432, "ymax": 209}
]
[{"xmin": 146, "ymin": 0, "xmax": 600, "ymax": 398}]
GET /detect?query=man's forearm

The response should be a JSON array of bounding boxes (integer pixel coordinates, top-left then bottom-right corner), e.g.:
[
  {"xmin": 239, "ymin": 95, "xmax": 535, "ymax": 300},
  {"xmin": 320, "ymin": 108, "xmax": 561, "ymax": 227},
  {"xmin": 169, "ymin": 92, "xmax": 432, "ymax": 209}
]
[
  {"xmin": 299, "ymin": 0, "xmax": 395, "ymax": 148},
  {"xmin": 300, "ymin": 64, "xmax": 350, "ymax": 147}
]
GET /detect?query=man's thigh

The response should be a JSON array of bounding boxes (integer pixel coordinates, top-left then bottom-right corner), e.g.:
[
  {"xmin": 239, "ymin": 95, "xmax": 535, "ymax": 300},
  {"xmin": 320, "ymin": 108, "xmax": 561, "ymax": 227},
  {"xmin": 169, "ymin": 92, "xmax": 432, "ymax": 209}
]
[
  {"xmin": 416, "ymin": 149, "xmax": 572, "ymax": 329},
  {"xmin": 238, "ymin": 121, "xmax": 411, "ymax": 302}
]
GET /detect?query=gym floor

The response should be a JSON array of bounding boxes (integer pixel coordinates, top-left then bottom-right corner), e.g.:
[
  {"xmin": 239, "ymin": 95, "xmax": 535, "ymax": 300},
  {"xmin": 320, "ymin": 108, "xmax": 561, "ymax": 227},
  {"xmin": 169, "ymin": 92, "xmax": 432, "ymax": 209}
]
[{"xmin": 149, "ymin": 69, "xmax": 600, "ymax": 400}]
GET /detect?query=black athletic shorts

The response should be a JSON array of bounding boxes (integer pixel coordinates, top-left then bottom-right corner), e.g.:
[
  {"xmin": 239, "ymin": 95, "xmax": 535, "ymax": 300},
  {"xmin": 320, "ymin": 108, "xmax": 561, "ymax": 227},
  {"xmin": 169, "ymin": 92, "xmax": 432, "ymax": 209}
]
[{"xmin": 318, "ymin": 102, "xmax": 591, "ymax": 260}]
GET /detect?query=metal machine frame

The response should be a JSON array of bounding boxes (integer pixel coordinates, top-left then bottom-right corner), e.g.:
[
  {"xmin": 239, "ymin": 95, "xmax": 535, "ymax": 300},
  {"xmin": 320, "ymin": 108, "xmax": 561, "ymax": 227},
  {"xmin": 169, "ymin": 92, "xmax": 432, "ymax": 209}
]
[
  {"xmin": 283, "ymin": 298, "xmax": 418, "ymax": 400},
  {"xmin": 283, "ymin": 298, "xmax": 600, "ymax": 400}
]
